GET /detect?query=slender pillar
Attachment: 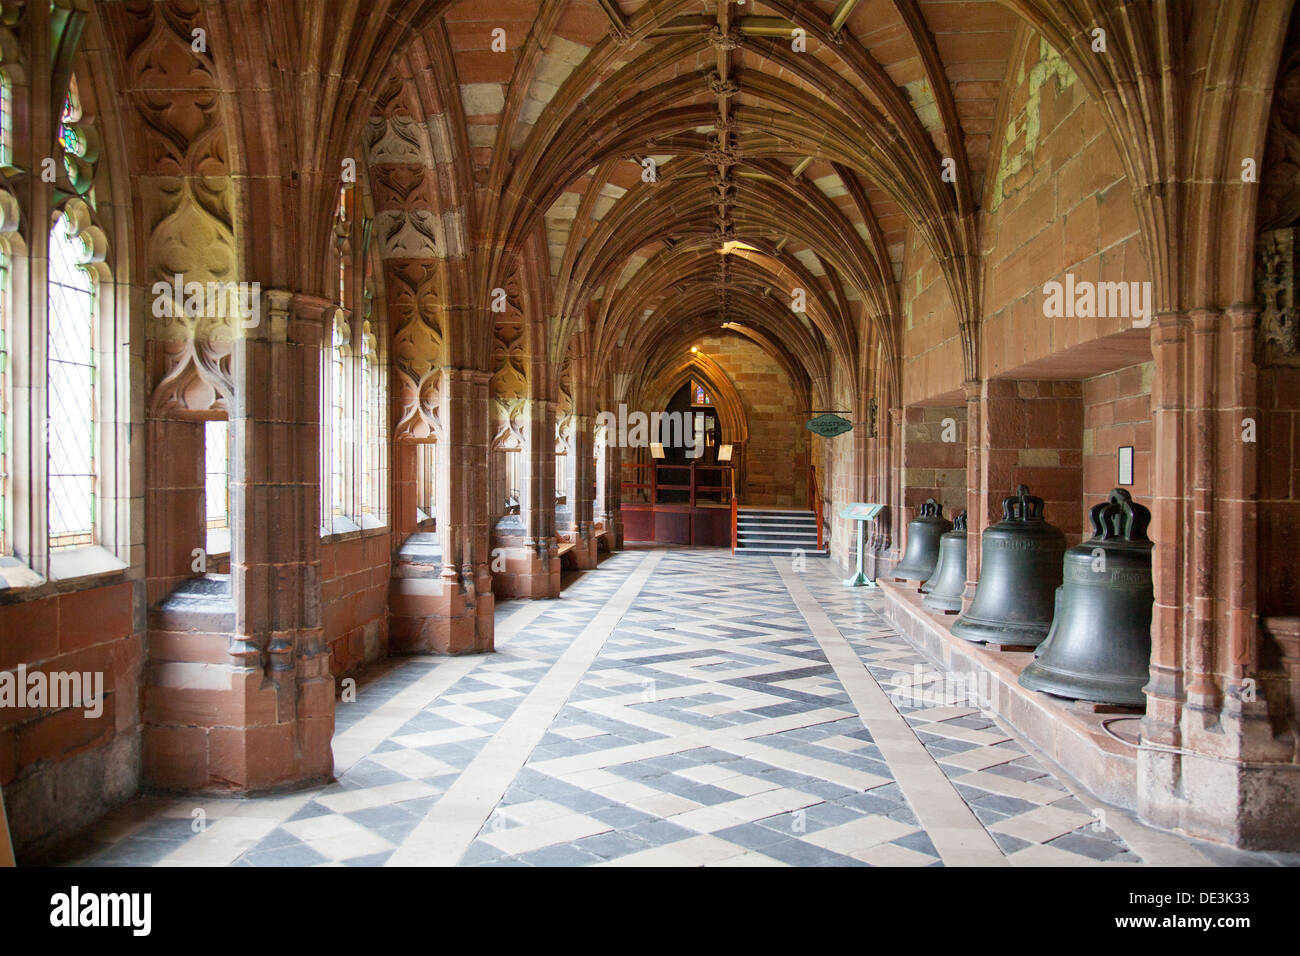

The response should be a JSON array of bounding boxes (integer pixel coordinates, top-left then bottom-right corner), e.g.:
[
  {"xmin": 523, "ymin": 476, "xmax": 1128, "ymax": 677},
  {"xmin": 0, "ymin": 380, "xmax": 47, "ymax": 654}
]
[
  {"xmin": 144, "ymin": 289, "xmax": 334, "ymax": 792},
  {"xmin": 390, "ymin": 368, "xmax": 494, "ymax": 653}
]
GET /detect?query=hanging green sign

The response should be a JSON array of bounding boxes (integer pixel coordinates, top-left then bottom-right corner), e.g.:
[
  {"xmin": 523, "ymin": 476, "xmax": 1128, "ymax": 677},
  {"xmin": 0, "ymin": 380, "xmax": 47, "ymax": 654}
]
[{"xmin": 806, "ymin": 413, "xmax": 853, "ymax": 437}]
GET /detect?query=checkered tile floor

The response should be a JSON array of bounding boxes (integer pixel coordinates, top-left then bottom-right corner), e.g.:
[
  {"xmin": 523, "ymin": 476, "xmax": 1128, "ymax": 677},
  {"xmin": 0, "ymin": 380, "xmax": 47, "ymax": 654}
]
[{"xmin": 51, "ymin": 549, "xmax": 1297, "ymax": 867}]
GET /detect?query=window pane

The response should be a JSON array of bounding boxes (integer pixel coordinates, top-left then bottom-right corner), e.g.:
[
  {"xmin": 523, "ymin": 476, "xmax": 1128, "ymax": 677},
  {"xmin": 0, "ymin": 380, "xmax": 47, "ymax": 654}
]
[
  {"xmin": 48, "ymin": 213, "xmax": 96, "ymax": 549},
  {"xmin": 0, "ymin": 249, "xmax": 8, "ymax": 553},
  {"xmin": 417, "ymin": 442, "xmax": 436, "ymax": 518},
  {"xmin": 332, "ymin": 321, "xmax": 345, "ymax": 518},
  {"xmin": 361, "ymin": 330, "xmax": 386, "ymax": 522},
  {"xmin": 0, "ymin": 72, "xmax": 11, "ymax": 169},
  {"xmin": 362, "ymin": 346, "xmax": 372, "ymax": 513},
  {"xmin": 204, "ymin": 420, "xmax": 230, "ymax": 556}
]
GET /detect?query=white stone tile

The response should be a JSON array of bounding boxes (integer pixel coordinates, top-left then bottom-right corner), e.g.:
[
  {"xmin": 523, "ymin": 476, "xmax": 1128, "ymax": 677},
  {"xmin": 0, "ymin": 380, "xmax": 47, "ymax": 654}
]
[
  {"xmin": 499, "ymin": 799, "xmax": 571, "ymax": 826},
  {"xmin": 315, "ymin": 779, "xmax": 439, "ymax": 814},
  {"xmin": 850, "ymin": 842, "xmax": 937, "ymax": 866},
  {"xmin": 390, "ymin": 725, "xmax": 489, "ymax": 749},
  {"xmin": 713, "ymin": 774, "xmax": 780, "ymax": 797},
  {"xmin": 802, "ymin": 815, "xmax": 918, "ymax": 854},
  {"xmin": 989, "ymin": 804, "xmax": 1097, "ymax": 844},
  {"xmin": 627, "ymin": 792, "xmax": 702, "ymax": 817},
  {"xmin": 480, "ymin": 813, "xmax": 611, "ymax": 856},
  {"xmin": 950, "ymin": 770, "xmax": 1069, "ymax": 806},
  {"xmin": 369, "ymin": 749, "xmax": 458, "ymax": 779}
]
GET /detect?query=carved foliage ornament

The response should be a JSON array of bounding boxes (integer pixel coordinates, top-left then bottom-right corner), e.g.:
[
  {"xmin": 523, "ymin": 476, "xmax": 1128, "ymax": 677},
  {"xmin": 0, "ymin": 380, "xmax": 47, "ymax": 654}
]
[
  {"xmin": 707, "ymin": 25, "xmax": 741, "ymax": 51},
  {"xmin": 707, "ymin": 72, "xmax": 738, "ymax": 97},
  {"xmin": 1256, "ymin": 227, "xmax": 1300, "ymax": 367}
]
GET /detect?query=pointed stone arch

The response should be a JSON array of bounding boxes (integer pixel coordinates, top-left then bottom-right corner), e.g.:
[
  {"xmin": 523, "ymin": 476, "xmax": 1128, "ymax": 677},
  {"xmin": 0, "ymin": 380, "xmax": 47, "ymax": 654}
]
[{"xmin": 641, "ymin": 352, "xmax": 750, "ymax": 449}]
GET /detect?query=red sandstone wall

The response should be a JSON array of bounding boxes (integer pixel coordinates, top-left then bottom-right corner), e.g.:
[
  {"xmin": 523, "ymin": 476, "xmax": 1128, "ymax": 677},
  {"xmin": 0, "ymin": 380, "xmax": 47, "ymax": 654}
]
[
  {"xmin": 982, "ymin": 379, "xmax": 1085, "ymax": 545},
  {"xmin": 1082, "ymin": 362, "xmax": 1154, "ymax": 525},
  {"xmin": 898, "ymin": 34, "xmax": 1149, "ymax": 407},
  {"xmin": 320, "ymin": 534, "xmax": 390, "ymax": 678},
  {"xmin": 0, "ymin": 579, "xmax": 142, "ymax": 852},
  {"xmin": 694, "ymin": 333, "xmax": 808, "ymax": 508},
  {"xmin": 901, "ymin": 226, "xmax": 966, "ymax": 406},
  {"xmin": 903, "ymin": 405, "xmax": 967, "ymax": 519},
  {"xmin": 980, "ymin": 32, "xmax": 1151, "ymax": 380}
]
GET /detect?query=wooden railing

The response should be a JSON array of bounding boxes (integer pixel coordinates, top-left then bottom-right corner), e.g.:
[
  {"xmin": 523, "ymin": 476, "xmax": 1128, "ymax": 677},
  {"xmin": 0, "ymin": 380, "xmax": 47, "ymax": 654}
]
[
  {"xmin": 620, "ymin": 461, "xmax": 734, "ymax": 507},
  {"xmin": 809, "ymin": 464, "xmax": 824, "ymax": 551},
  {"xmin": 730, "ymin": 469, "xmax": 738, "ymax": 554}
]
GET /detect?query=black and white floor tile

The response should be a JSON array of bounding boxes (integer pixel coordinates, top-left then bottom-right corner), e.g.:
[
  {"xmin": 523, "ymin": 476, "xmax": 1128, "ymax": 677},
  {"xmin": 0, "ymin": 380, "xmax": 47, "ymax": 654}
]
[{"xmin": 52, "ymin": 548, "xmax": 1296, "ymax": 867}]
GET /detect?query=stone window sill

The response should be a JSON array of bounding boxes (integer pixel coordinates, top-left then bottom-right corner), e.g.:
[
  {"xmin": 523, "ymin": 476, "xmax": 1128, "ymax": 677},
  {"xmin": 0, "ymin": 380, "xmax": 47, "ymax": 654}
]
[
  {"xmin": 49, "ymin": 545, "xmax": 128, "ymax": 583},
  {"xmin": 206, "ymin": 527, "xmax": 231, "ymax": 558},
  {"xmin": 0, "ymin": 555, "xmax": 46, "ymax": 593},
  {"xmin": 321, "ymin": 516, "xmax": 389, "ymax": 544}
]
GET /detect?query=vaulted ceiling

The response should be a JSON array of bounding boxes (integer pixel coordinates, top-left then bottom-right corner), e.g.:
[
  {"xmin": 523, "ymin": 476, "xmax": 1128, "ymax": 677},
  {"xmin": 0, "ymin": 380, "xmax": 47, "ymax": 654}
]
[{"xmin": 349, "ymin": 0, "xmax": 1025, "ymax": 401}]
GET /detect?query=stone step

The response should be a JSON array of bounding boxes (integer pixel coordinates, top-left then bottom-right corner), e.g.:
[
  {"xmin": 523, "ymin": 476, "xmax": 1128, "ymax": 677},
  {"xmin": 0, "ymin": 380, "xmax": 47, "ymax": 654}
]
[
  {"xmin": 735, "ymin": 545, "xmax": 829, "ymax": 557},
  {"xmin": 737, "ymin": 530, "xmax": 821, "ymax": 542}
]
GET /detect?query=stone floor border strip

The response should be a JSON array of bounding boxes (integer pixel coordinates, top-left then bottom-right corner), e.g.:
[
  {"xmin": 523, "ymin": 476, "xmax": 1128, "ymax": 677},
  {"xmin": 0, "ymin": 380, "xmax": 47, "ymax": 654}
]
[
  {"xmin": 387, "ymin": 550, "xmax": 664, "ymax": 866},
  {"xmin": 777, "ymin": 558, "xmax": 1007, "ymax": 867}
]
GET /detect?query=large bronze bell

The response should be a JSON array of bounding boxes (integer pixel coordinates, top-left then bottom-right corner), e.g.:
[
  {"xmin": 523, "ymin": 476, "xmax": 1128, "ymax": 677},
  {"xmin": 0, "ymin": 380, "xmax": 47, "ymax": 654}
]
[
  {"xmin": 1019, "ymin": 488, "xmax": 1153, "ymax": 707},
  {"xmin": 952, "ymin": 484, "xmax": 1065, "ymax": 647},
  {"xmin": 922, "ymin": 511, "xmax": 967, "ymax": 613},
  {"xmin": 892, "ymin": 498, "xmax": 952, "ymax": 582}
]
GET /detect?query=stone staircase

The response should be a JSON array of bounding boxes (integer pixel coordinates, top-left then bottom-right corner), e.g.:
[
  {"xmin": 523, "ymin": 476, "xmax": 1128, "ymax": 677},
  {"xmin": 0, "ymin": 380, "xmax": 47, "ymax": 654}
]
[{"xmin": 734, "ymin": 508, "xmax": 827, "ymax": 557}]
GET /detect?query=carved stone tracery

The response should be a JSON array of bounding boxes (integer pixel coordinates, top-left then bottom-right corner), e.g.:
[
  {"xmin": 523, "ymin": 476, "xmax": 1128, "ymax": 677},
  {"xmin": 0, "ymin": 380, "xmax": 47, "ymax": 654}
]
[{"xmin": 126, "ymin": 0, "xmax": 239, "ymax": 417}]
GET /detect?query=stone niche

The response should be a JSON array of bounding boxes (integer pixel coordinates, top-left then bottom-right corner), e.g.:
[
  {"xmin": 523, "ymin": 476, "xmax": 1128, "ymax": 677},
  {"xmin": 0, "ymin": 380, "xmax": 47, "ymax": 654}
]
[
  {"xmin": 1082, "ymin": 362, "xmax": 1153, "ymax": 528},
  {"xmin": 902, "ymin": 403, "xmax": 967, "ymax": 521},
  {"xmin": 982, "ymin": 379, "xmax": 1084, "ymax": 544}
]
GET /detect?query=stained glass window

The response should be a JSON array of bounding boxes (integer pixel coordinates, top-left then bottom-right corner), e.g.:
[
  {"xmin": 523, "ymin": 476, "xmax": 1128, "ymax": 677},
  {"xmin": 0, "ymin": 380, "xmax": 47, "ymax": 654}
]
[
  {"xmin": 0, "ymin": 249, "xmax": 8, "ymax": 554},
  {"xmin": 58, "ymin": 76, "xmax": 86, "ymax": 190},
  {"xmin": 0, "ymin": 71, "xmax": 12, "ymax": 169},
  {"xmin": 47, "ymin": 212, "xmax": 96, "ymax": 549}
]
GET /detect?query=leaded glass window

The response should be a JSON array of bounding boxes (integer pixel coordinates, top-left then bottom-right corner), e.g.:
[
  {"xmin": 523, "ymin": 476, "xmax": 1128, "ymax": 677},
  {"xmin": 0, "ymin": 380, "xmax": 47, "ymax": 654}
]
[
  {"xmin": 330, "ymin": 311, "xmax": 348, "ymax": 523},
  {"xmin": 0, "ymin": 71, "xmax": 12, "ymax": 169},
  {"xmin": 205, "ymin": 420, "xmax": 230, "ymax": 555},
  {"xmin": 47, "ymin": 212, "xmax": 96, "ymax": 549},
  {"xmin": 0, "ymin": 248, "xmax": 9, "ymax": 554}
]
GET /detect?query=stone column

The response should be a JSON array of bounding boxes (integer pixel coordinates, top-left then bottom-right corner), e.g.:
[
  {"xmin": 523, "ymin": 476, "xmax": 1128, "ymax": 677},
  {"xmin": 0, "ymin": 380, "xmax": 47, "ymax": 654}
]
[
  {"xmin": 964, "ymin": 378, "xmax": 984, "ymax": 604},
  {"xmin": 390, "ymin": 368, "xmax": 494, "ymax": 653},
  {"xmin": 145, "ymin": 289, "xmax": 334, "ymax": 793},
  {"xmin": 877, "ymin": 405, "xmax": 904, "ymax": 575},
  {"xmin": 1140, "ymin": 305, "xmax": 1298, "ymax": 848},
  {"xmin": 599, "ymin": 437, "xmax": 624, "ymax": 550},
  {"xmin": 490, "ymin": 394, "xmax": 560, "ymax": 599},
  {"xmin": 566, "ymin": 407, "xmax": 598, "ymax": 569}
]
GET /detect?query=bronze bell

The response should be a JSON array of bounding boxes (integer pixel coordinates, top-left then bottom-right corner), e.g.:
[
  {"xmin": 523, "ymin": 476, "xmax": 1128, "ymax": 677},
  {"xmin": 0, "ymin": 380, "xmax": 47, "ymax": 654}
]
[
  {"xmin": 952, "ymin": 484, "xmax": 1065, "ymax": 647},
  {"xmin": 922, "ymin": 511, "xmax": 967, "ymax": 613},
  {"xmin": 892, "ymin": 498, "xmax": 952, "ymax": 583},
  {"xmin": 1019, "ymin": 488, "xmax": 1154, "ymax": 707}
]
